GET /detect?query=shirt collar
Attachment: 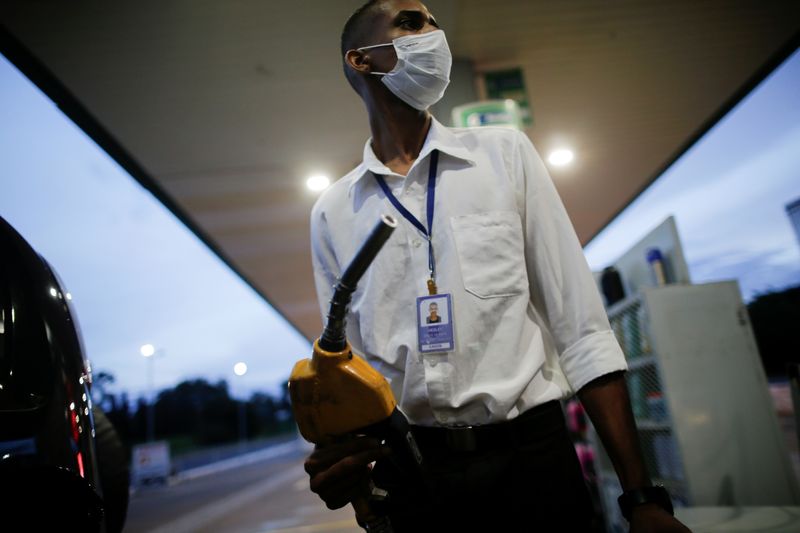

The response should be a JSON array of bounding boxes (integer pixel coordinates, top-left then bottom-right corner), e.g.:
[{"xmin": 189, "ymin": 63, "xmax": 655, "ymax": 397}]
[{"xmin": 348, "ymin": 117, "xmax": 476, "ymax": 194}]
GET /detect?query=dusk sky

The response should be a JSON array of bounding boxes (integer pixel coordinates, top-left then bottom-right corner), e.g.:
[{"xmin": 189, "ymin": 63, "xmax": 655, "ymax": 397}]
[
  {"xmin": 0, "ymin": 54, "xmax": 311, "ymax": 400},
  {"xmin": 584, "ymin": 48, "xmax": 800, "ymax": 301},
  {"xmin": 2, "ymin": 46, "xmax": 798, "ymax": 401}
]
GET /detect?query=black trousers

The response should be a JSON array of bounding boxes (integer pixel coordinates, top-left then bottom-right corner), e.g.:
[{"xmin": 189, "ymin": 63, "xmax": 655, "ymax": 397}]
[{"xmin": 371, "ymin": 401, "xmax": 597, "ymax": 532}]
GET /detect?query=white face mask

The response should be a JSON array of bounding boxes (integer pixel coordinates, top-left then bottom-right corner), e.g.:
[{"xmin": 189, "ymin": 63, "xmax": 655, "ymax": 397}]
[{"xmin": 357, "ymin": 29, "xmax": 452, "ymax": 111}]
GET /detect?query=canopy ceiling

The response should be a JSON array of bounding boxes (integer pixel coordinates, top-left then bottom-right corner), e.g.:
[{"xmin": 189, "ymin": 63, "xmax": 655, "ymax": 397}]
[{"xmin": 2, "ymin": 0, "xmax": 798, "ymax": 339}]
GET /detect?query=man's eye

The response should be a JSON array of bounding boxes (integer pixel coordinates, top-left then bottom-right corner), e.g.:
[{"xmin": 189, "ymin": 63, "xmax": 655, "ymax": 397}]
[{"xmin": 400, "ymin": 18, "xmax": 423, "ymax": 30}]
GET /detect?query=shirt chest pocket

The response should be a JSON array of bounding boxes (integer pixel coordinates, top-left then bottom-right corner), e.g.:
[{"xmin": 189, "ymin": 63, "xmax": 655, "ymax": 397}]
[{"xmin": 449, "ymin": 211, "xmax": 528, "ymax": 299}]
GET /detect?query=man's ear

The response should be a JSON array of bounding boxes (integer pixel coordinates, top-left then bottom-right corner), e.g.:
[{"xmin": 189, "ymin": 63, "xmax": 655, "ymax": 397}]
[{"xmin": 345, "ymin": 49, "xmax": 371, "ymax": 75}]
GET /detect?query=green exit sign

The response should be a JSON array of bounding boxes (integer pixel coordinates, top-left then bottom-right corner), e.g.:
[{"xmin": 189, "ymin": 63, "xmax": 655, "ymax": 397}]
[{"xmin": 483, "ymin": 68, "xmax": 533, "ymax": 127}]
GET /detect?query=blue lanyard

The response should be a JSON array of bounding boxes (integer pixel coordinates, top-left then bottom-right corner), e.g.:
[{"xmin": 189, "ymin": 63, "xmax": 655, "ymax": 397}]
[{"xmin": 373, "ymin": 150, "xmax": 439, "ymax": 291}]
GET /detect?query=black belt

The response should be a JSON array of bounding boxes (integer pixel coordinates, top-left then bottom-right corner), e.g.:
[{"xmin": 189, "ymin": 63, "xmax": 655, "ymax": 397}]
[{"xmin": 409, "ymin": 400, "xmax": 564, "ymax": 454}]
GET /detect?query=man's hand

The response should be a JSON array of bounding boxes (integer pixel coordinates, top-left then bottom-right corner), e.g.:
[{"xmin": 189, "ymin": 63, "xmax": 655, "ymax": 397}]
[
  {"xmin": 303, "ymin": 437, "xmax": 390, "ymax": 510},
  {"xmin": 629, "ymin": 504, "xmax": 692, "ymax": 532}
]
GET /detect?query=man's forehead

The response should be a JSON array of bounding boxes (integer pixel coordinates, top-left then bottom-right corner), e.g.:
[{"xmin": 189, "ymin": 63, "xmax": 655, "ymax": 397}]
[{"xmin": 373, "ymin": 0, "xmax": 433, "ymax": 22}]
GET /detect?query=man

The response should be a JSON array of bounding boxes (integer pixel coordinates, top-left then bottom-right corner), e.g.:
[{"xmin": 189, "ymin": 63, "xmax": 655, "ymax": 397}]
[
  {"xmin": 426, "ymin": 302, "xmax": 441, "ymax": 324},
  {"xmin": 305, "ymin": 1, "xmax": 691, "ymax": 531}
]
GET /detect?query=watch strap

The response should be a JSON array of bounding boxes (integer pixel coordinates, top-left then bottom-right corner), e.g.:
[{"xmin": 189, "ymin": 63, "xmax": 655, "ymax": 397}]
[{"xmin": 617, "ymin": 485, "xmax": 674, "ymax": 521}]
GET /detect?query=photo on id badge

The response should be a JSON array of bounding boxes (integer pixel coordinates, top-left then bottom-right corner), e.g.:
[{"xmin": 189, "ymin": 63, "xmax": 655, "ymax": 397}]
[{"xmin": 417, "ymin": 294, "xmax": 454, "ymax": 353}]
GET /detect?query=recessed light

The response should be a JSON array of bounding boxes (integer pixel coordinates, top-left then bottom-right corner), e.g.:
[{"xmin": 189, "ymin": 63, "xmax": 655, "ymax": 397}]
[
  {"xmin": 306, "ymin": 174, "xmax": 331, "ymax": 192},
  {"xmin": 548, "ymin": 149, "xmax": 574, "ymax": 167}
]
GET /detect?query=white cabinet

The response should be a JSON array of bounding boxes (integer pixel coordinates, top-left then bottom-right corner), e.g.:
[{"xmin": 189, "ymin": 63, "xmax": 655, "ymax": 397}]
[{"xmin": 589, "ymin": 281, "xmax": 800, "ymax": 532}]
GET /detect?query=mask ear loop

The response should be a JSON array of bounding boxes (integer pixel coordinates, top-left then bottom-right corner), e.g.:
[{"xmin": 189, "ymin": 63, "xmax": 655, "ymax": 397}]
[
  {"xmin": 357, "ymin": 42, "xmax": 394, "ymax": 51},
  {"xmin": 348, "ymin": 43, "xmax": 395, "ymax": 76}
]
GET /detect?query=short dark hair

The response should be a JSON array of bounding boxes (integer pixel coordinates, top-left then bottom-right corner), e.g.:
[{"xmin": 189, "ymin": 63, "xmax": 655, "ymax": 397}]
[
  {"xmin": 341, "ymin": 0, "xmax": 385, "ymax": 88},
  {"xmin": 341, "ymin": 0, "xmax": 383, "ymax": 57}
]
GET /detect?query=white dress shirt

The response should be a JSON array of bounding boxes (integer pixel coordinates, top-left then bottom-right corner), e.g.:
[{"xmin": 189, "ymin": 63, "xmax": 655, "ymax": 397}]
[{"xmin": 310, "ymin": 118, "xmax": 627, "ymax": 427}]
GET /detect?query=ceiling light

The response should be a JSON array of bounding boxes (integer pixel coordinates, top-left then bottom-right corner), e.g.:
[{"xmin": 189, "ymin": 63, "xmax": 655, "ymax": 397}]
[
  {"xmin": 548, "ymin": 149, "xmax": 574, "ymax": 167},
  {"xmin": 306, "ymin": 174, "xmax": 331, "ymax": 192}
]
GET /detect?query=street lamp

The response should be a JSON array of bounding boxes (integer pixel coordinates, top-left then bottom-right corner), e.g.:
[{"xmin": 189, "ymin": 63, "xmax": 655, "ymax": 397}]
[
  {"xmin": 140, "ymin": 343, "xmax": 160, "ymax": 442},
  {"xmin": 233, "ymin": 362, "xmax": 248, "ymax": 448}
]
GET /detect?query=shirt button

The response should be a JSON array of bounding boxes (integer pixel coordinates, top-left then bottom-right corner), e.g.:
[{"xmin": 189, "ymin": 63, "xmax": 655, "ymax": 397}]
[{"xmin": 429, "ymin": 360, "xmax": 437, "ymax": 367}]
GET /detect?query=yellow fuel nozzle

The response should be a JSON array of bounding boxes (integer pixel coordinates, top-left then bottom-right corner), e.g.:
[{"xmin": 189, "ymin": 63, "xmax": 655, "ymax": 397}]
[
  {"xmin": 289, "ymin": 214, "xmax": 399, "ymax": 443},
  {"xmin": 289, "ymin": 339, "xmax": 397, "ymax": 444},
  {"xmin": 289, "ymin": 214, "xmax": 403, "ymax": 529},
  {"xmin": 289, "ymin": 215, "xmax": 424, "ymax": 531}
]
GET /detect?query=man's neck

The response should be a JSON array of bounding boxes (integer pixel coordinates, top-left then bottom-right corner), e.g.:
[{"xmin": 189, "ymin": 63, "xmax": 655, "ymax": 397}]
[{"xmin": 366, "ymin": 97, "xmax": 432, "ymax": 176}]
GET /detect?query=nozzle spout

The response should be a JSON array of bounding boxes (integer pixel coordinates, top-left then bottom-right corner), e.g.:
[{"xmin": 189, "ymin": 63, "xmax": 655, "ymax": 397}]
[{"xmin": 319, "ymin": 215, "xmax": 397, "ymax": 352}]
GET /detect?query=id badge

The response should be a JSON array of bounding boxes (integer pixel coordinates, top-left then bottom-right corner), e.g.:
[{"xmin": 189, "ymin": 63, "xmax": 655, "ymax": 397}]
[{"xmin": 417, "ymin": 293, "xmax": 455, "ymax": 353}]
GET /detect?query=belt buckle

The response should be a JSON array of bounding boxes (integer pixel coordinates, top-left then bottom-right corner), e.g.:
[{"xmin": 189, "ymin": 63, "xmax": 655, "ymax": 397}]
[{"xmin": 446, "ymin": 425, "xmax": 477, "ymax": 452}]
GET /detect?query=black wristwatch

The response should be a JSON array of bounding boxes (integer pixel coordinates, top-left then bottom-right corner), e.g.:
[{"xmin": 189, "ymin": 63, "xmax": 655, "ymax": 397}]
[{"xmin": 617, "ymin": 485, "xmax": 674, "ymax": 521}]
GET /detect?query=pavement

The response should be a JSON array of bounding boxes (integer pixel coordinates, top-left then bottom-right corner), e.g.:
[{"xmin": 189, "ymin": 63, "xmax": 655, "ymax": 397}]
[
  {"xmin": 168, "ymin": 434, "xmax": 300, "ymax": 474},
  {"xmin": 125, "ymin": 438, "xmax": 361, "ymax": 533},
  {"xmin": 123, "ymin": 384, "xmax": 800, "ymax": 532}
]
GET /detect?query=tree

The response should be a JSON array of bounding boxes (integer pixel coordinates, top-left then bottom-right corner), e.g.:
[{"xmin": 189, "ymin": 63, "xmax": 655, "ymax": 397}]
[
  {"xmin": 747, "ymin": 284, "xmax": 800, "ymax": 378},
  {"xmin": 249, "ymin": 392, "xmax": 278, "ymax": 435},
  {"xmin": 155, "ymin": 379, "xmax": 237, "ymax": 444},
  {"xmin": 92, "ymin": 370, "xmax": 116, "ymax": 412}
]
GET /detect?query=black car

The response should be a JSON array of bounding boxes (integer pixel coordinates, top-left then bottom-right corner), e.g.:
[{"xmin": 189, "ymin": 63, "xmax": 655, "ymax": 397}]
[{"xmin": 0, "ymin": 216, "xmax": 128, "ymax": 532}]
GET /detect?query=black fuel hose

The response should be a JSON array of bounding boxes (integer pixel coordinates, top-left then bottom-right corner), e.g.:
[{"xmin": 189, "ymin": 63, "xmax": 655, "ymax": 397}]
[{"xmin": 319, "ymin": 214, "xmax": 397, "ymax": 352}]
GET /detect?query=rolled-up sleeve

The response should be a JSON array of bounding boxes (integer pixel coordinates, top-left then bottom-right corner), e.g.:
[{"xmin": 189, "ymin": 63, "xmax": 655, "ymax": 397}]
[{"xmin": 513, "ymin": 131, "xmax": 627, "ymax": 392}]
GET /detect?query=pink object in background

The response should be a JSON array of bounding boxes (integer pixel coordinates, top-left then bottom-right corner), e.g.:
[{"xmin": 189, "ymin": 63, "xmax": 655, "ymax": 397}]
[
  {"xmin": 574, "ymin": 442, "xmax": 596, "ymax": 482},
  {"xmin": 566, "ymin": 399, "xmax": 587, "ymax": 434},
  {"xmin": 566, "ymin": 400, "xmax": 596, "ymax": 482}
]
